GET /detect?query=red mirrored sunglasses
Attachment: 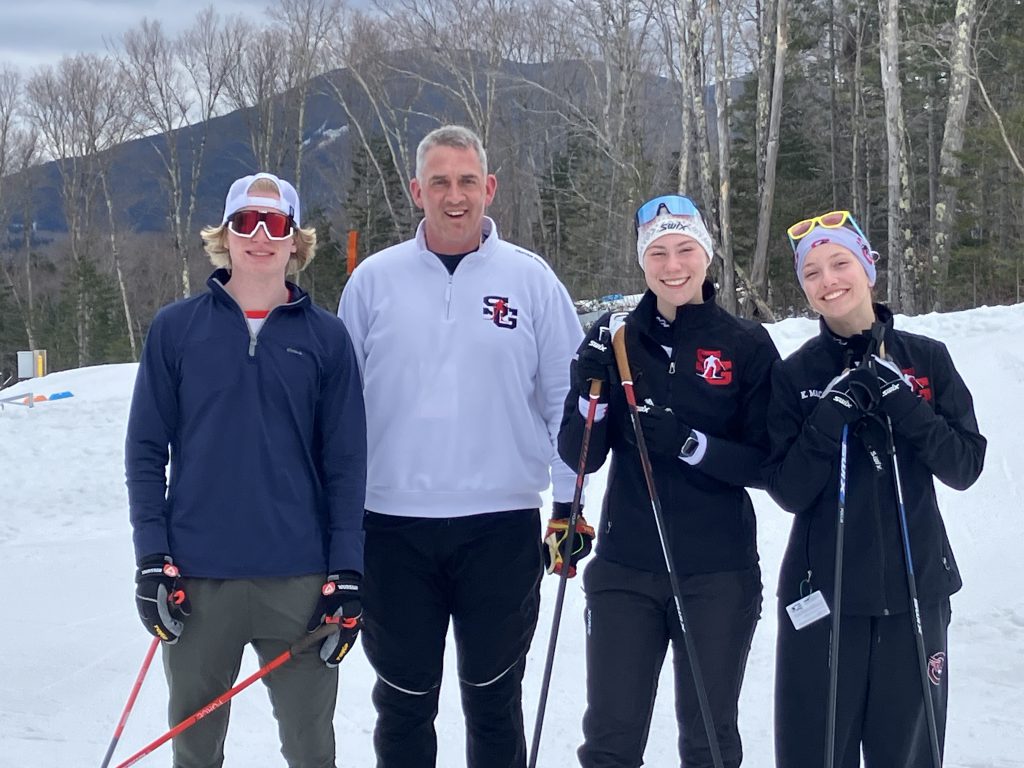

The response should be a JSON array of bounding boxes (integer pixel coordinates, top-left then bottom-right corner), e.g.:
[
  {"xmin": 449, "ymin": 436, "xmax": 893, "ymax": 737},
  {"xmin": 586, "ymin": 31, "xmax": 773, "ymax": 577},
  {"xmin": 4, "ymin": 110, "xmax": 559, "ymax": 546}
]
[{"xmin": 227, "ymin": 210, "xmax": 295, "ymax": 240}]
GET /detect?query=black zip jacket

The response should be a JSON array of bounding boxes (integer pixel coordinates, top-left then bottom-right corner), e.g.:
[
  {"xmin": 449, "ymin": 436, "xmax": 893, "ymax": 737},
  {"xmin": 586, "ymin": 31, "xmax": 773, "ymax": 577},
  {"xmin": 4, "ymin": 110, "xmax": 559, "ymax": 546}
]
[
  {"xmin": 558, "ymin": 283, "xmax": 780, "ymax": 575},
  {"xmin": 766, "ymin": 305, "xmax": 986, "ymax": 615}
]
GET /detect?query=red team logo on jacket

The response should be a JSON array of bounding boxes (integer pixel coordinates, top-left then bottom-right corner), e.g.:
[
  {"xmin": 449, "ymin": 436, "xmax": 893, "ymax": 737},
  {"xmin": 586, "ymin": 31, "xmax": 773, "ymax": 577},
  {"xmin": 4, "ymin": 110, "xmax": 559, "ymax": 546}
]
[
  {"xmin": 482, "ymin": 296, "xmax": 518, "ymax": 329},
  {"xmin": 696, "ymin": 349, "xmax": 732, "ymax": 385},
  {"xmin": 902, "ymin": 367, "xmax": 932, "ymax": 401}
]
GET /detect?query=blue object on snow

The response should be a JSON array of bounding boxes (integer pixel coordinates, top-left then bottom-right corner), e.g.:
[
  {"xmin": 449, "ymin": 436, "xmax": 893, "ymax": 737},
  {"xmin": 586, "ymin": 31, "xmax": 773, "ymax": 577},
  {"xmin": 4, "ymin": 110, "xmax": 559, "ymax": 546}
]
[
  {"xmin": 48, "ymin": 391, "xmax": 74, "ymax": 400},
  {"xmin": 599, "ymin": 293, "xmax": 624, "ymax": 302}
]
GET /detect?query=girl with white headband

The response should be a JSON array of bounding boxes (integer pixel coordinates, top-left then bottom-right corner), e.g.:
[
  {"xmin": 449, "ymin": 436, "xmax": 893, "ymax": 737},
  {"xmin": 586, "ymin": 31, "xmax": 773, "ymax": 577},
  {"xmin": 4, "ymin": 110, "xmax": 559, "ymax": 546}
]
[{"xmin": 557, "ymin": 194, "xmax": 780, "ymax": 768}]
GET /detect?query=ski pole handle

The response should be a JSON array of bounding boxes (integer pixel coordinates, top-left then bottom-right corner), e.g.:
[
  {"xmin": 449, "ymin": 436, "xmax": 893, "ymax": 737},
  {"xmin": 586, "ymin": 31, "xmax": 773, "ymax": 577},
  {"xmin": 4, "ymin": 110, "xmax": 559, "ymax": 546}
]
[{"xmin": 611, "ymin": 323, "xmax": 633, "ymax": 384}]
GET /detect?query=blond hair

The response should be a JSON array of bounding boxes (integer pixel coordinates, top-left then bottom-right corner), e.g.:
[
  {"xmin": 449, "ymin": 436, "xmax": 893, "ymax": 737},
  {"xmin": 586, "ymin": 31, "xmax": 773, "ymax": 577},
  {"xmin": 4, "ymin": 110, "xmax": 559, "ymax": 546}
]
[{"xmin": 201, "ymin": 177, "xmax": 317, "ymax": 273}]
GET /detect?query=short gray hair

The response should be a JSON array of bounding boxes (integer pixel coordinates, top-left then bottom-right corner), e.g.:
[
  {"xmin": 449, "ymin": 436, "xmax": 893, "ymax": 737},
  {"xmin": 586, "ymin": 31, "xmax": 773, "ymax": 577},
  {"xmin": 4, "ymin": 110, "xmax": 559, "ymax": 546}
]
[{"xmin": 415, "ymin": 125, "xmax": 488, "ymax": 180}]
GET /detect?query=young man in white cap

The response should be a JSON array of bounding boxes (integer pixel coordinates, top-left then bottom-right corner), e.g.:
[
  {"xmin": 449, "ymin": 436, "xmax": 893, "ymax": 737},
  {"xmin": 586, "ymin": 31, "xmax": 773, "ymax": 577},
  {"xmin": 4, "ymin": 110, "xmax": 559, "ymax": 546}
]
[
  {"xmin": 557, "ymin": 194, "xmax": 779, "ymax": 768},
  {"xmin": 338, "ymin": 125, "xmax": 583, "ymax": 767},
  {"xmin": 125, "ymin": 172, "xmax": 367, "ymax": 767},
  {"xmin": 767, "ymin": 209, "xmax": 986, "ymax": 767}
]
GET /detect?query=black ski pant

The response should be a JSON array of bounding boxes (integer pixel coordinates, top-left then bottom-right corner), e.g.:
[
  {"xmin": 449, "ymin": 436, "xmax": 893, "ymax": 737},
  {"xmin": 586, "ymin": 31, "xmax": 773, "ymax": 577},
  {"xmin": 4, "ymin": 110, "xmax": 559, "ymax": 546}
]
[
  {"xmin": 775, "ymin": 598, "xmax": 951, "ymax": 768},
  {"xmin": 362, "ymin": 509, "xmax": 542, "ymax": 768},
  {"xmin": 578, "ymin": 557, "xmax": 762, "ymax": 768}
]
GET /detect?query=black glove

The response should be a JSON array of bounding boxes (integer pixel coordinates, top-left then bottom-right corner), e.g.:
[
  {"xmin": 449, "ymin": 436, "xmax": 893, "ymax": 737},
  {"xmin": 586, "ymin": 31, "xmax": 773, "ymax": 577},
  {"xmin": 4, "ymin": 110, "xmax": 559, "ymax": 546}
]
[
  {"xmin": 135, "ymin": 554, "xmax": 191, "ymax": 644},
  {"xmin": 637, "ymin": 403, "xmax": 694, "ymax": 459},
  {"xmin": 543, "ymin": 501, "xmax": 595, "ymax": 578},
  {"xmin": 810, "ymin": 366, "xmax": 880, "ymax": 439},
  {"xmin": 306, "ymin": 572, "xmax": 363, "ymax": 667},
  {"xmin": 575, "ymin": 334, "xmax": 614, "ymax": 395},
  {"xmin": 870, "ymin": 354, "xmax": 920, "ymax": 422}
]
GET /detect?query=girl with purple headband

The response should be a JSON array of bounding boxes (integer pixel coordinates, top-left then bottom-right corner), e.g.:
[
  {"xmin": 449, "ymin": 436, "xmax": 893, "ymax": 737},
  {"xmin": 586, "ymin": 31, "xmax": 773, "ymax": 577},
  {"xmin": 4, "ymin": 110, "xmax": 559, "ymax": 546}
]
[{"xmin": 765, "ymin": 210, "xmax": 987, "ymax": 767}]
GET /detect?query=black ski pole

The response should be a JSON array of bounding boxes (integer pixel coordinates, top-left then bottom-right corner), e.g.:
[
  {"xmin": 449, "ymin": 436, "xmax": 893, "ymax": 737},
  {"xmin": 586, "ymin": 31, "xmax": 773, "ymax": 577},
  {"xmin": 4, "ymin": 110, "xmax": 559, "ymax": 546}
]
[
  {"xmin": 610, "ymin": 322, "xmax": 725, "ymax": 768},
  {"xmin": 873, "ymin": 360, "xmax": 943, "ymax": 767},
  {"xmin": 824, "ymin": 423, "xmax": 850, "ymax": 768},
  {"xmin": 527, "ymin": 375, "xmax": 603, "ymax": 768}
]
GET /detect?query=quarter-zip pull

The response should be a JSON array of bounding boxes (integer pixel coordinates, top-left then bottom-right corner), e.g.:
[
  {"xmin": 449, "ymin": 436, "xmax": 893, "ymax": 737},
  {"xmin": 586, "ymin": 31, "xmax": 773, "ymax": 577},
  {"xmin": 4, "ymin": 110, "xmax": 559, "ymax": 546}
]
[
  {"xmin": 444, "ymin": 276, "xmax": 454, "ymax": 320},
  {"xmin": 248, "ymin": 335, "xmax": 258, "ymax": 357},
  {"xmin": 668, "ymin": 361, "xmax": 676, "ymax": 374}
]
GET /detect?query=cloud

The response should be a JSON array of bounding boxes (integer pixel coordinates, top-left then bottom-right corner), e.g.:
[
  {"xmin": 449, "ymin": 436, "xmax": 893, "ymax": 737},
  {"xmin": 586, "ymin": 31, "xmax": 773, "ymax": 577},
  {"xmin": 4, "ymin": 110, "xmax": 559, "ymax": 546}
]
[{"xmin": 0, "ymin": 0, "xmax": 259, "ymax": 72}]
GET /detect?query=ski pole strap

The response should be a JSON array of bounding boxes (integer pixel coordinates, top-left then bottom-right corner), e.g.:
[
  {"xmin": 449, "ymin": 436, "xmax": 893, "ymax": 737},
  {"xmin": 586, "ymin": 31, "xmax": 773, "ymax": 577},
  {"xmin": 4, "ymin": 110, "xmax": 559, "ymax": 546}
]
[{"xmin": 867, "ymin": 321, "xmax": 886, "ymax": 364}]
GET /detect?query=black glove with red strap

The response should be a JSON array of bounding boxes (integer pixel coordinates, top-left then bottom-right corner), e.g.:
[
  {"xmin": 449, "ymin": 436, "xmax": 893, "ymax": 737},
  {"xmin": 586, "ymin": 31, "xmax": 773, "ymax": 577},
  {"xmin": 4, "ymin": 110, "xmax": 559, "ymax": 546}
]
[
  {"xmin": 543, "ymin": 501, "xmax": 595, "ymax": 578},
  {"xmin": 135, "ymin": 554, "xmax": 191, "ymax": 644},
  {"xmin": 306, "ymin": 572, "xmax": 363, "ymax": 667},
  {"xmin": 870, "ymin": 354, "xmax": 921, "ymax": 423}
]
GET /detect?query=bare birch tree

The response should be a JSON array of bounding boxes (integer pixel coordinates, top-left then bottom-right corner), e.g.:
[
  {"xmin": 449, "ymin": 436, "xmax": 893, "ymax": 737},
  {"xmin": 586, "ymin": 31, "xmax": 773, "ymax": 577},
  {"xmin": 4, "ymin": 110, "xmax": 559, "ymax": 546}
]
[
  {"xmin": 930, "ymin": 0, "xmax": 979, "ymax": 309},
  {"xmin": 80, "ymin": 59, "xmax": 140, "ymax": 359},
  {"xmin": 322, "ymin": 8, "xmax": 419, "ymax": 238},
  {"xmin": 748, "ymin": 0, "xmax": 787, "ymax": 320},
  {"xmin": 709, "ymin": 0, "xmax": 736, "ymax": 311},
  {"xmin": 878, "ymin": 0, "xmax": 914, "ymax": 310},
  {"xmin": 0, "ymin": 68, "xmax": 38, "ymax": 349},
  {"xmin": 26, "ymin": 58, "xmax": 103, "ymax": 365},
  {"xmin": 225, "ymin": 23, "xmax": 290, "ymax": 171},
  {"xmin": 272, "ymin": 0, "xmax": 343, "ymax": 193},
  {"xmin": 121, "ymin": 9, "xmax": 241, "ymax": 298}
]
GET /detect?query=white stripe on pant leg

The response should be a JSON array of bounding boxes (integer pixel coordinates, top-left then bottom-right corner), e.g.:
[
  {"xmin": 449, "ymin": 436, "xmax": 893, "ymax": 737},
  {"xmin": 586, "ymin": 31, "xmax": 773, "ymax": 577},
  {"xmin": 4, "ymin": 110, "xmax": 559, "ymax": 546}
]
[
  {"xmin": 377, "ymin": 673, "xmax": 434, "ymax": 696},
  {"xmin": 460, "ymin": 660, "xmax": 517, "ymax": 688}
]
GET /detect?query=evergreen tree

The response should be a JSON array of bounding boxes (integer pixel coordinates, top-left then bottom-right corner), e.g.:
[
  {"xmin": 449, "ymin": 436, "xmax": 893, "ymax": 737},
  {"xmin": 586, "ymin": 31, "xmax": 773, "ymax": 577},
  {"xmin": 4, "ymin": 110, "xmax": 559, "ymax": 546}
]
[{"xmin": 344, "ymin": 134, "xmax": 414, "ymax": 263}]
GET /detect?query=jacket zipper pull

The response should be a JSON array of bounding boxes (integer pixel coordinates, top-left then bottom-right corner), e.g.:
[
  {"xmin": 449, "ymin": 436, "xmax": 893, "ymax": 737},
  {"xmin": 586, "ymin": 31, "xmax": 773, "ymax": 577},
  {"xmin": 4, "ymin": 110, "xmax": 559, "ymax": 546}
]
[
  {"xmin": 668, "ymin": 361, "xmax": 676, "ymax": 374},
  {"xmin": 248, "ymin": 336, "xmax": 258, "ymax": 357}
]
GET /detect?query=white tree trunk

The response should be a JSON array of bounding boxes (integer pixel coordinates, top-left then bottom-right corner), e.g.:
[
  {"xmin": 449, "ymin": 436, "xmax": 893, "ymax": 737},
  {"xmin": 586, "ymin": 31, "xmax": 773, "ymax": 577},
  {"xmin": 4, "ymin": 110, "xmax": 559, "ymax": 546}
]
[{"xmin": 931, "ymin": 0, "xmax": 978, "ymax": 309}]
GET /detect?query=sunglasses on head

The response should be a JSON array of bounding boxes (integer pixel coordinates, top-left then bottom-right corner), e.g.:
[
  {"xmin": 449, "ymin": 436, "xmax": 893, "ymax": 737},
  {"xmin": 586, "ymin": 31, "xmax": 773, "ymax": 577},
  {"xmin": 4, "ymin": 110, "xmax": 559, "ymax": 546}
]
[
  {"xmin": 635, "ymin": 195, "xmax": 701, "ymax": 232},
  {"xmin": 227, "ymin": 210, "xmax": 295, "ymax": 240},
  {"xmin": 787, "ymin": 210, "xmax": 867, "ymax": 250}
]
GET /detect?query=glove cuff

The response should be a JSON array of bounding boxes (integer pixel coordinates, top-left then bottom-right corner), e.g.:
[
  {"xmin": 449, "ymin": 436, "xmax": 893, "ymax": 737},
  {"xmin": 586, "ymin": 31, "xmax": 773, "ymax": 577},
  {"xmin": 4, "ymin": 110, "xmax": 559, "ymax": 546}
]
[
  {"xmin": 327, "ymin": 570, "xmax": 363, "ymax": 585},
  {"xmin": 137, "ymin": 553, "xmax": 173, "ymax": 568},
  {"xmin": 136, "ymin": 553, "xmax": 177, "ymax": 582}
]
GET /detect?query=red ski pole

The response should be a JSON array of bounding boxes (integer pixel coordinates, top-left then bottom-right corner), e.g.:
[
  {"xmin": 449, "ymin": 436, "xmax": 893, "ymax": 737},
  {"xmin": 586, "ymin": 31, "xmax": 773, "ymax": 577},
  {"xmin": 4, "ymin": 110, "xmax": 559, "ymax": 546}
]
[
  {"xmin": 99, "ymin": 637, "xmax": 160, "ymax": 768},
  {"xmin": 113, "ymin": 622, "xmax": 340, "ymax": 768}
]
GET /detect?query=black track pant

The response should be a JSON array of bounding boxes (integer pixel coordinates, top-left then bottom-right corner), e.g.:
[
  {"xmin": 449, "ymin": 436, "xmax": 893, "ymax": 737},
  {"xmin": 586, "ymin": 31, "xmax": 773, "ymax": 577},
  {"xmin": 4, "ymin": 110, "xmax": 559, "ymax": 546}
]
[
  {"xmin": 775, "ymin": 599, "xmax": 951, "ymax": 768},
  {"xmin": 362, "ymin": 509, "xmax": 542, "ymax": 768},
  {"xmin": 578, "ymin": 557, "xmax": 762, "ymax": 768}
]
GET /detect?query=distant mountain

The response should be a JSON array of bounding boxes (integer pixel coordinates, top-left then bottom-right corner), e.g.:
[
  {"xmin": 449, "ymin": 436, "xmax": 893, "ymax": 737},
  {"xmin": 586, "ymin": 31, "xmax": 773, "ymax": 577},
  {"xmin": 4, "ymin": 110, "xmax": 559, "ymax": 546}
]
[{"xmin": 17, "ymin": 52, "xmax": 697, "ymax": 234}]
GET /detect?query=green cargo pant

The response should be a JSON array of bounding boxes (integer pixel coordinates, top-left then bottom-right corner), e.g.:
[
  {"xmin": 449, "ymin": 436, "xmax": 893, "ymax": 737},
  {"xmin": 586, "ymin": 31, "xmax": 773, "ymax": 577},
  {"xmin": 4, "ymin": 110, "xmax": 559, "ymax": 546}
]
[{"xmin": 162, "ymin": 575, "xmax": 338, "ymax": 768}]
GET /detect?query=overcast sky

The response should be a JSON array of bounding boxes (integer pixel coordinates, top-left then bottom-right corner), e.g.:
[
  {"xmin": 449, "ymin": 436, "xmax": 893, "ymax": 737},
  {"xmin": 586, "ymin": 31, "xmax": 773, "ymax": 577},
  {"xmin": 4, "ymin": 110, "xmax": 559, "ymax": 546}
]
[{"xmin": 0, "ymin": 1, "xmax": 258, "ymax": 72}]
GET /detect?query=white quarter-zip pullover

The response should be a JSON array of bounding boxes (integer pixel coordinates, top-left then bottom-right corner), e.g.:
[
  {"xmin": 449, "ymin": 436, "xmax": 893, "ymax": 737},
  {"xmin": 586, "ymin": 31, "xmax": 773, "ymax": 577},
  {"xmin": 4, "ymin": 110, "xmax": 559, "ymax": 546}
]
[{"xmin": 339, "ymin": 217, "xmax": 582, "ymax": 517}]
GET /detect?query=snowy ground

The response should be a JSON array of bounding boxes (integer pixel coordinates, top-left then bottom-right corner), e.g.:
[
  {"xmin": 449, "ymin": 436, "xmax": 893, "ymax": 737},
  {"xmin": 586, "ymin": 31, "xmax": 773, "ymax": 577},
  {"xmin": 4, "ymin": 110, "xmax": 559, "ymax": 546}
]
[{"xmin": 1, "ymin": 304, "xmax": 1023, "ymax": 767}]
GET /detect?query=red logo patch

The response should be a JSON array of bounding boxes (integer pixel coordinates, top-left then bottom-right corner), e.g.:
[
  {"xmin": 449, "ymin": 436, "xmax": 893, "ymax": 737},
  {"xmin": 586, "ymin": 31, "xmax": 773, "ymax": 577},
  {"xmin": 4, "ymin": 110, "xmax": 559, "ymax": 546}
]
[
  {"xmin": 696, "ymin": 349, "xmax": 732, "ymax": 385},
  {"xmin": 902, "ymin": 367, "xmax": 932, "ymax": 401}
]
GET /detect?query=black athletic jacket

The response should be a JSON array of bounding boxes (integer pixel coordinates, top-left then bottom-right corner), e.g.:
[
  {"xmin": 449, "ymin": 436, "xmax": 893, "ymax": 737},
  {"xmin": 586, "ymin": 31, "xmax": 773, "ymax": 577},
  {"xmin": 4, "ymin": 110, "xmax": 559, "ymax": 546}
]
[
  {"xmin": 558, "ymin": 283, "xmax": 779, "ymax": 575},
  {"xmin": 766, "ymin": 305, "xmax": 986, "ymax": 616}
]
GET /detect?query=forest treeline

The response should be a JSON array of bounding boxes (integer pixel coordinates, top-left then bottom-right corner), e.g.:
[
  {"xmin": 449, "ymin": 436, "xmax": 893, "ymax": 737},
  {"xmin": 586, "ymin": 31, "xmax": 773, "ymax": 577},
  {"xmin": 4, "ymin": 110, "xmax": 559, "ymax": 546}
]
[{"xmin": 0, "ymin": 0, "xmax": 1022, "ymax": 376}]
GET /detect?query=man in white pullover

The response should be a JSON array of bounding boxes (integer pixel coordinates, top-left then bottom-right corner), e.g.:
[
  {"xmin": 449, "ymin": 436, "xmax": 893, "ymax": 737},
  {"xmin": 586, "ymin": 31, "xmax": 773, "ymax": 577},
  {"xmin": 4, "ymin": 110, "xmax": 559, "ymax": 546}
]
[{"xmin": 338, "ymin": 125, "xmax": 585, "ymax": 767}]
